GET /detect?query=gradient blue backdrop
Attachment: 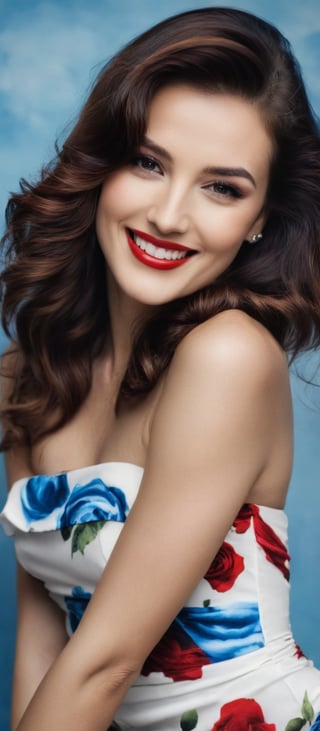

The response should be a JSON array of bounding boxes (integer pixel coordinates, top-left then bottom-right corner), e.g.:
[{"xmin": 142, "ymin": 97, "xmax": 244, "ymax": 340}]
[{"xmin": 0, "ymin": 1, "xmax": 319, "ymax": 729}]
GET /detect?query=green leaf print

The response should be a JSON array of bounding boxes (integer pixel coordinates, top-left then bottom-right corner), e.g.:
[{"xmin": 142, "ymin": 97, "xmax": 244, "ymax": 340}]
[
  {"xmin": 180, "ymin": 709, "xmax": 198, "ymax": 730},
  {"xmin": 71, "ymin": 521, "xmax": 106, "ymax": 555},
  {"xmin": 203, "ymin": 599, "xmax": 211, "ymax": 607},
  {"xmin": 285, "ymin": 719, "xmax": 306, "ymax": 731},
  {"xmin": 302, "ymin": 691, "xmax": 314, "ymax": 722}
]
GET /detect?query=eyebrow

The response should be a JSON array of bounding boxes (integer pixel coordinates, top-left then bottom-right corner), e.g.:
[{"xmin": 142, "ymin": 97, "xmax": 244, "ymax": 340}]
[
  {"xmin": 142, "ymin": 137, "xmax": 256, "ymax": 188},
  {"xmin": 204, "ymin": 166, "xmax": 256, "ymax": 188}
]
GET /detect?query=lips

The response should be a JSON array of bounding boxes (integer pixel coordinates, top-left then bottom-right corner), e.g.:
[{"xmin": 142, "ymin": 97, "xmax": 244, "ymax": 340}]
[{"xmin": 126, "ymin": 229, "xmax": 196, "ymax": 270}]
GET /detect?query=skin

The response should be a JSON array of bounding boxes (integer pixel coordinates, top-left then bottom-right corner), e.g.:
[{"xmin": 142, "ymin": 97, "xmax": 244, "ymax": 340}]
[
  {"xmin": 5, "ymin": 85, "xmax": 293, "ymax": 730},
  {"xmin": 96, "ymin": 85, "xmax": 271, "ymax": 311}
]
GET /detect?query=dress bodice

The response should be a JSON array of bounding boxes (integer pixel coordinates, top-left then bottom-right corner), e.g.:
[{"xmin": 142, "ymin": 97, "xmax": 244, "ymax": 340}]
[
  {"xmin": 2, "ymin": 461, "xmax": 319, "ymax": 731},
  {"xmin": 1, "ymin": 461, "xmax": 291, "ymax": 653}
]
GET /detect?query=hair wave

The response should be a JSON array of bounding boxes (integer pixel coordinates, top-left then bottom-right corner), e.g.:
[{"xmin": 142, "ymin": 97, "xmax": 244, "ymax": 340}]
[{"xmin": 1, "ymin": 7, "xmax": 320, "ymax": 448}]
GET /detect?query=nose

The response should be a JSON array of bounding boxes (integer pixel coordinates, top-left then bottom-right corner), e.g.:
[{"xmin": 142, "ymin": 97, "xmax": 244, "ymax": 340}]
[{"xmin": 146, "ymin": 182, "xmax": 189, "ymax": 235}]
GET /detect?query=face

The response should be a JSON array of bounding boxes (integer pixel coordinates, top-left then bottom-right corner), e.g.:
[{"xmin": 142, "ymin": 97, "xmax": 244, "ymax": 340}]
[{"xmin": 96, "ymin": 84, "xmax": 273, "ymax": 307}]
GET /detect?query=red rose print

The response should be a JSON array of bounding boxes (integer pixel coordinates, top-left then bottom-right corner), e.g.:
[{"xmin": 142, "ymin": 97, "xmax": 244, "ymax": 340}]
[
  {"xmin": 142, "ymin": 624, "xmax": 211, "ymax": 681},
  {"xmin": 204, "ymin": 542, "xmax": 245, "ymax": 592},
  {"xmin": 211, "ymin": 698, "xmax": 276, "ymax": 730},
  {"xmin": 294, "ymin": 643, "xmax": 306, "ymax": 659},
  {"xmin": 233, "ymin": 504, "xmax": 257, "ymax": 533},
  {"xmin": 233, "ymin": 504, "xmax": 290, "ymax": 580},
  {"xmin": 252, "ymin": 509, "xmax": 290, "ymax": 580}
]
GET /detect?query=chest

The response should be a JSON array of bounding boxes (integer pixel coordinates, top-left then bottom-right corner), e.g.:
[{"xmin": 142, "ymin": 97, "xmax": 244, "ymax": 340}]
[{"xmin": 30, "ymin": 374, "xmax": 159, "ymax": 475}]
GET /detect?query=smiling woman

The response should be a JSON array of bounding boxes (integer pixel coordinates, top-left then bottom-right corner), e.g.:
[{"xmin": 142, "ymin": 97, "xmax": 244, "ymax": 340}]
[
  {"xmin": 0, "ymin": 7, "xmax": 320, "ymax": 731},
  {"xmin": 96, "ymin": 86, "xmax": 270, "ymax": 304}
]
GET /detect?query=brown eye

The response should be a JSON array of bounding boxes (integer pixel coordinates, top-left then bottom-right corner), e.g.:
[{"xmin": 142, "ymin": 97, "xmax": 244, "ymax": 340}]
[
  {"xmin": 133, "ymin": 155, "xmax": 161, "ymax": 173},
  {"xmin": 205, "ymin": 181, "xmax": 243, "ymax": 199}
]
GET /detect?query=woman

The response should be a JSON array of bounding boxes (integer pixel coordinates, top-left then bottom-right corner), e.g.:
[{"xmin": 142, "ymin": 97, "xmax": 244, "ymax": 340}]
[{"xmin": 1, "ymin": 6, "xmax": 320, "ymax": 730}]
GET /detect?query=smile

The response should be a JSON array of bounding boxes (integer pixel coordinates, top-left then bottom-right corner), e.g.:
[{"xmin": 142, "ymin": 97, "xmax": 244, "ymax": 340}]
[{"xmin": 126, "ymin": 229, "xmax": 196, "ymax": 270}]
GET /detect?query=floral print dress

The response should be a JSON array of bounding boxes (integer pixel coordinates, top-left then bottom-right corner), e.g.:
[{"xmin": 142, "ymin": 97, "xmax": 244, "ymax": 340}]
[{"xmin": 1, "ymin": 461, "xmax": 320, "ymax": 730}]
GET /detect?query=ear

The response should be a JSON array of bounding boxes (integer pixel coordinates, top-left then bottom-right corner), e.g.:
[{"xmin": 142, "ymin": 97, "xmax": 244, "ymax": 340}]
[{"xmin": 246, "ymin": 209, "xmax": 267, "ymax": 244}]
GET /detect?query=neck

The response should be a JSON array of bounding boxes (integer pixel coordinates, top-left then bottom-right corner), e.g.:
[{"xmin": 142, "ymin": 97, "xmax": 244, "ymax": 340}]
[{"xmin": 106, "ymin": 271, "xmax": 158, "ymax": 377}]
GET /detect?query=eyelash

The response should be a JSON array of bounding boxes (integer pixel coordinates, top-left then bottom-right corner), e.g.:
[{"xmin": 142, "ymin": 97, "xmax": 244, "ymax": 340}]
[
  {"xmin": 133, "ymin": 154, "xmax": 162, "ymax": 174},
  {"xmin": 204, "ymin": 181, "xmax": 243, "ymax": 200},
  {"xmin": 133, "ymin": 154, "xmax": 243, "ymax": 199}
]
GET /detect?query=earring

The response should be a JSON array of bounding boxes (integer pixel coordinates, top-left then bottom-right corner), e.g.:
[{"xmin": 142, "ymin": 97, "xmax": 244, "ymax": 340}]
[{"xmin": 249, "ymin": 233, "xmax": 263, "ymax": 244}]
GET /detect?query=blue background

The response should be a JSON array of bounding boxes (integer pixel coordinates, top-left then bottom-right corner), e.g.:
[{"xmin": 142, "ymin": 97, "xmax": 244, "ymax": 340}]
[{"xmin": 0, "ymin": 1, "xmax": 319, "ymax": 728}]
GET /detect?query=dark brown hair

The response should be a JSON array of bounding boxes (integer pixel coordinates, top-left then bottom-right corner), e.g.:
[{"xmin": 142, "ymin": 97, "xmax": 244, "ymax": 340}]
[{"xmin": 1, "ymin": 7, "xmax": 320, "ymax": 448}]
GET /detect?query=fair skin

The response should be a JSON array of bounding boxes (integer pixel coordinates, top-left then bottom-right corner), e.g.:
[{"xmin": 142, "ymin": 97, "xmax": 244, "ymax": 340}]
[
  {"xmin": 96, "ymin": 84, "xmax": 270, "ymax": 310},
  {"xmin": 5, "ymin": 85, "xmax": 293, "ymax": 730}
]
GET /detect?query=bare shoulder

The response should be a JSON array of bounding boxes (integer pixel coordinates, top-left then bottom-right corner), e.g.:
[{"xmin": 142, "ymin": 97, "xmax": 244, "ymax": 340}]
[
  {"xmin": 149, "ymin": 310, "xmax": 292, "ymax": 504},
  {"xmin": 173, "ymin": 309, "xmax": 289, "ymax": 390},
  {"xmin": 154, "ymin": 309, "xmax": 291, "ymax": 444}
]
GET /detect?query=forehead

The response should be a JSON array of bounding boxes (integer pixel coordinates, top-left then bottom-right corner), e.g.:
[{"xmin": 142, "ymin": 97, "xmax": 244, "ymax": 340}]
[{"xmin": 145, "ymin": 84, "xmax": 273, "ymax": 182}]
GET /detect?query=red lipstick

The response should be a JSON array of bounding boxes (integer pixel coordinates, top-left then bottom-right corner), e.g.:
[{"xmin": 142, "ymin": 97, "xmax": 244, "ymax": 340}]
[{"xmin": 126, "ymin": 229, "xmax": 195, "ymax": 270}]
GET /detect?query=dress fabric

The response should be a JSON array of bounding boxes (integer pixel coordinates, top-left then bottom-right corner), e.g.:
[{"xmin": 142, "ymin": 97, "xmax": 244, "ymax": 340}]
[{"xmin": 1, "ymin": 461, "xmax": 320, "ymax": 731}]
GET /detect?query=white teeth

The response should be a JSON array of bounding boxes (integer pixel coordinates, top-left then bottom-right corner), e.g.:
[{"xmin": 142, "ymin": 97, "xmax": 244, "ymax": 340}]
[
  {"xmin": 132, "ymin": 233, "xmax": 188, "ymax": 260},
  {"xmin": 146, "ymin": 242, "xmax": 156, "ymax": 255}
]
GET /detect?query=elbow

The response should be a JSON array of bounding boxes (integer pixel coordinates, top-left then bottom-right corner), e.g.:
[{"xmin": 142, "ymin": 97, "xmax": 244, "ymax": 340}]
[
  {"xmin": 101, "ymin": 660, "xmax": 141, "ymax": 691},
  {"xmin": 85, "ymin": 656, "xmax": 142, "ymax": 699},
  {"xmin": 78, "ymin": 660, "xmax": 140, "ymax": 717},
  {"xmin": 66, "ymin": 634, "xmax": 143, "ymax": 702}
]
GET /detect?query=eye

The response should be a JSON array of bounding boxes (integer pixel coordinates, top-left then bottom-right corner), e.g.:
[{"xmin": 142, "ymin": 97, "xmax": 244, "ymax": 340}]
[
  {"xmin": 133, "ymin": 154, "xmax": 162, "ymax": 174},
  {"xmin": 205, "ymin": 181, "xmax": 243, "ymax": 199}
]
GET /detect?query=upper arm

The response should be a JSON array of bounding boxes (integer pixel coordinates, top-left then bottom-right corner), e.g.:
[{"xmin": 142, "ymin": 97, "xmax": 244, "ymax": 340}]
[{"xmin": 54, "ymin": 313, "xmax": 289, "ymax": 676}]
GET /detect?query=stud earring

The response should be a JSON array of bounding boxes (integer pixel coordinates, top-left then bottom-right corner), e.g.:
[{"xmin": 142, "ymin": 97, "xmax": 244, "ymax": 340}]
[{"xmin": 249, "ymin": 233, "xmax": 263, "ymax": 244}]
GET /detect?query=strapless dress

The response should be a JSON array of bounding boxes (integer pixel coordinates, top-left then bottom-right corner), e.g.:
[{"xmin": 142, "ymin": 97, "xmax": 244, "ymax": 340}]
[{"xmin": 1, "ymin": 461, "xmax": 320, "ymax": 730}]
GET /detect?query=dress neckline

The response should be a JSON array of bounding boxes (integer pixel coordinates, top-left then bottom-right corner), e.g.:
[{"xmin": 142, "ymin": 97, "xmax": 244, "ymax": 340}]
[
  {"xmin": 7, "ymin": 460, "xmax": 286, "ymax": 515},
  {"xmin": 9, "ymin": 460, "xmax": 144, "ymax": 490}
]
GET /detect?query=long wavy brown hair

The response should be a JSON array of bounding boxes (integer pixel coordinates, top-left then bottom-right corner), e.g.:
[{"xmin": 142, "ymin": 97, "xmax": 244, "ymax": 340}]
[{"xmin": 1, "ymin": 7, "xmax": 320, "ymax": 449}]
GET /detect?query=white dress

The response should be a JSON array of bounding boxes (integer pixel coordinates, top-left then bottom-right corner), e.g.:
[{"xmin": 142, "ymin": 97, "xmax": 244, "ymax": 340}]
[{"xmin": 1, "ymin": 461, "xmax": 320, "ymax": 730}]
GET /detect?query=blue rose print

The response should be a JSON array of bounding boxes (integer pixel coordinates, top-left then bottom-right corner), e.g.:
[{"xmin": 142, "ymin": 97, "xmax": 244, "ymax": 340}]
[
  {"xmin": 65, "ymin": 586, "xmax": 92, "ymax": 633},
  {"xmin": 310, "ymin": 712, "xmax": 320, "ymax": 730},
  {"xmin": 21, "ymin": 473, "xmax": 70, "ymax": 522},
  {"xmin": 58, "ymin": 478, "xmax": 129, "ymax": 528},
  {"xmin": 174, "ymin": 602, "xmax": 264, "ymax": 663}
]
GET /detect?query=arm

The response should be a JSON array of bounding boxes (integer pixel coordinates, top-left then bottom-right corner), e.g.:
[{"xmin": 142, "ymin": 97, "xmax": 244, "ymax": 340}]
[
  {"xmin": 12, "ymin": 567, "xmax": 68, "ymax": 730},
  {"xmin": 1, "ymin": 348, "xmax": 68, "ymax": 728},
  {"xmin": 16, "ymin": 313, "xmax": 290, "ymax": 731}
]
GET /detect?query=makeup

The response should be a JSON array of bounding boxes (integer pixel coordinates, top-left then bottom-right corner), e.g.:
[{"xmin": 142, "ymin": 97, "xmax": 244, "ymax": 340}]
[{"xmin": 127, "ymin": 229, "xmax": 195, "ymax": 270}]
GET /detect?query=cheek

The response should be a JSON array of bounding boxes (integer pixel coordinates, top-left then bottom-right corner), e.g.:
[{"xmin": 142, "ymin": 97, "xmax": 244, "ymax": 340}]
[
  {"xmin": 97, "ymin": 181, "xmax": 124, "ymax": 222},
  {"xmin": 98, "ymin": 175, "xmax": 141, "ymax": 222},
  {"xmin": 206, "ymin": 205, "xmax": 262, "ymax": 246},
  {"xmin": 200, "ymin": 216, "xmax": 246, "ymax": 254}
]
